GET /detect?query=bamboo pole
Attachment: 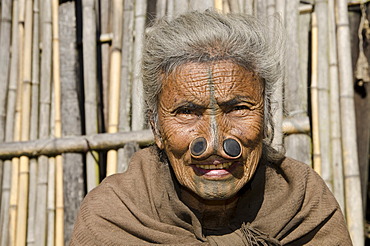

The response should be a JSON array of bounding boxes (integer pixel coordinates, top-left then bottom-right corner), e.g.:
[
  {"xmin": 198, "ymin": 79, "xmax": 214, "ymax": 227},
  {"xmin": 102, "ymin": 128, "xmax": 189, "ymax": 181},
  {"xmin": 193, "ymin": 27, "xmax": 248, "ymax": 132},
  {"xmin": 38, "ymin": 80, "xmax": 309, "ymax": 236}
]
[
  {"xmin": 82, "ymin": 0, "xmax": 99, "ymax": 191},
  {"xmin": 284, "ymin": 0, "xmax": 311, "ymax": 164},
  {"xmin": 131, "ymin": 0, "xmax": 147, "ymax": 131},
  {"xmin": 156, "ymin": 0, "xmax": 166, "ymax": 18},
  {"xmin": 47, "ymin": 156, "xmax": 55, "ymax": 246},
  {"xmin": 35, "ymin": 0, "xmax": 52, "ymax": 245},
  {"xmin": 0, "ymin": 0, "xmax": 14, "ymax": 244},
  {"xmin": 106, "ymin": 0, "xmax": 123, "ymax": 176},
  {"xmin": 118, "ymin": 0, "xmax": 135, "ymax": 172},
  {"xmin": 16, "ymin": 0, "xmax": 34, "ymax": 244},
  {"xmin": 244, "ymin": 0, "xmax": 254, "ymax": 15},
  {"xmin": 52, "ymin": 0, "xmax": 64, "ymax": 244},
  {"xmin": 27, "ymin": 0, "xmax": 40, "ymax": 244},
  {"xmin": 0, "ymin": 0, "xmax": 12, "ymax": 143},
  {"xmin": 10, "ymin": 0, "xmax": 26, "ymax": 244},
  {"xmin": 0, "ymin": 0, "xmax": 19, "ymax": 244},
  {"xmin": 0, "ymin": 130, "xmax": 154, "ymax": 159},
  {"xmin": 335, "ymin": 1, "xmax": 364, "ymax": 244},
  {"xmin": 315, "ymin": 0, "xmax": 332, "ymax": 190},
  {"xmin": 215, "ymin": 0, "xmax": 223, "ymax": 11},
  {"xmin": 311, "ymin": 12, "xmax": 321, "ymax": 175},
  {"xmin": 328, "ymin": 0, "xmax": 345, "ymax": 212}
]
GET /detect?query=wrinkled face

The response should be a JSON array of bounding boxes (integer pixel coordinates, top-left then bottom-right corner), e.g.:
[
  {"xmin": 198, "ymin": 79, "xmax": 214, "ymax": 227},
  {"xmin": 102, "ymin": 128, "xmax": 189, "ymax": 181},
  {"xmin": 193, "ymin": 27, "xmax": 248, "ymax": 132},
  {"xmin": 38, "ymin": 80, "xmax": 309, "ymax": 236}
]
[{"xmin": 154, "ymin": 60, "xmax": 264, "ymax": 200}]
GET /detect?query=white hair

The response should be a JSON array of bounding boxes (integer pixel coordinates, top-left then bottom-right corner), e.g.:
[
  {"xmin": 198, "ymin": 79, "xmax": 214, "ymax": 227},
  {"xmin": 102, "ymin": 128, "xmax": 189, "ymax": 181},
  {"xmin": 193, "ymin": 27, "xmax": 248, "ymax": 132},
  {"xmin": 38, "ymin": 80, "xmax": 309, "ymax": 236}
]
[{"xmin": 142, "ymin": 10, "xmax": 285, "ymax": 161}]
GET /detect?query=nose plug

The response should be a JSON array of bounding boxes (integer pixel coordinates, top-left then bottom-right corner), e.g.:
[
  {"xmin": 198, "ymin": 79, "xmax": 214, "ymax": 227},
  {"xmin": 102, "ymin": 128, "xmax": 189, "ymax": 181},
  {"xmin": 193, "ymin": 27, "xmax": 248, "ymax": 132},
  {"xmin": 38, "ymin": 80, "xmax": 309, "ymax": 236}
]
[{"xmin": 190, "ymin": 137, "xmax": 242, "ymax": 158}]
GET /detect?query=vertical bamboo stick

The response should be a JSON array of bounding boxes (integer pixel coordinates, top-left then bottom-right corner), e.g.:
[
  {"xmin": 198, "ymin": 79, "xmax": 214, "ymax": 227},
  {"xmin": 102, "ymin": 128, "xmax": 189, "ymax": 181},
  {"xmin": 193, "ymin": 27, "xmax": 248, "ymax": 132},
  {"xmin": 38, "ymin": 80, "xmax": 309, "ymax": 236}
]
[
  {"xmin": 106, "ymin": 0, "xmax": 123, "ymax": 176},
  {"xmin": 83, "ymin": 0, "xmax": 99, "ymax": 191},
  {"xmin": 27, "ymin": 0, "xmax": 40, "ymax": 244},
  {"xmin": 215, "ymin": 0, "xmax": 223, "ymax": 11},
  {"xmin": 0, "ymin": 0, "xmax": 14, "ymax": 245},
  {"xmin": 131, "ymin": 0, "xmax": 147, "ymax": 131},
  {"xmin": 47, "ymin": 156, "xmax": 55, "ymax": 246},
  {"xmin": 10, "ymin": 0, "xmax": 26, "ymax": 244},
  {"xmin": 52, "ymin": 0, "xmax": 64, "ymax": 245},
  {"xmin": 118, "ymin": 0, "xmax": 135, "ymax": 172},
  {"xmin": 16, "ymin": 0, "xmax": 34, "ymax": 244},
  {"xmin": 35, "ymin": 0, "xmax": 52, "ymax": 245},
  {"xmin": 189, "ymin": 0, "xmax": 213, "ymax": 11},
  {"xmin": 315, "ymin": 0, "xmax": 332, "ymax": 190},
  {"xmin": 284, "ymin": 0, "xmax": 311, "ymax": 164},
  {"xmin": 174, "ymin": 0, "xmax": 189, "ymax": 15},
  {"xmin": 167, "ymin": 0, "xmax": 174, "ymax": 19},
  {"xmin": 335, "ymin": 1, "xmax": 364, "ymax": 244},
  {"xmin": 0, "ymin": 0, "xmax": 13, "ymax": 143},
  {"xmin": 311, "ymin": 12, "xmax": 321, "ymax": 175},
  {"xmin": 244, "ymin": 0, "xmax": 254, "ymax": 15},
  {"xmin": 328, "ymin": 0, "xmax": 345, "ymax": 211},
  {"xmin": 156, "ymin": 0, "xmax": 167, "ymax": 18}
]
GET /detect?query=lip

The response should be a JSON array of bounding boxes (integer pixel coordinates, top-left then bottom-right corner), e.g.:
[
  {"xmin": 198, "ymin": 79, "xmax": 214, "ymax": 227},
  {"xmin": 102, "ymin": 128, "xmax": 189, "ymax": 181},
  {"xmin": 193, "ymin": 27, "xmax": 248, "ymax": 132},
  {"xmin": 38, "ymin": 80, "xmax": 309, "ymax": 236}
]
[{"xmin": 190, "ymin": 161, "xmax": 240, "ymax": 179}]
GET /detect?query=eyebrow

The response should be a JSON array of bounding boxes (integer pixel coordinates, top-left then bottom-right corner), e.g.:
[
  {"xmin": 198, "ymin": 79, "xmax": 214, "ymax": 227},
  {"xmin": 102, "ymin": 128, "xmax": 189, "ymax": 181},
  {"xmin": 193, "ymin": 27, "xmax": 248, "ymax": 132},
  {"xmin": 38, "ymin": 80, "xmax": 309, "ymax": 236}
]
[
  {"xmin": 218, "ymin": 96, "xmax": 254, "ymax": 107},
  {"xmin": 171, "ymin": 101, "xmax": 205, "ymax": 113}
]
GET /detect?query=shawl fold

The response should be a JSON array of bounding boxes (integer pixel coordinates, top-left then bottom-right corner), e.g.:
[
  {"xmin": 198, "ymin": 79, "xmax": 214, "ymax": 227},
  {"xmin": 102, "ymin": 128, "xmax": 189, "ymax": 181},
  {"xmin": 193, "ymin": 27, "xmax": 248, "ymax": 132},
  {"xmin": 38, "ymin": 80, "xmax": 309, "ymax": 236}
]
[{"xmin": 70, "ymin": 146, "xmax": 352, "ymax": 245}]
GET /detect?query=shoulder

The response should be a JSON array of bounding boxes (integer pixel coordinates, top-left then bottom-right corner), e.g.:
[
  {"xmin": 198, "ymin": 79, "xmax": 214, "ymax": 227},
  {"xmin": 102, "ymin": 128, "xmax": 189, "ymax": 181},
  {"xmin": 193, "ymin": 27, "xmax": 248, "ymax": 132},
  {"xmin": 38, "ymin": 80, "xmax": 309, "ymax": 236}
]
[{"xmin": 263, "ymin": 157, "xmax": 352, "ymax": 245}]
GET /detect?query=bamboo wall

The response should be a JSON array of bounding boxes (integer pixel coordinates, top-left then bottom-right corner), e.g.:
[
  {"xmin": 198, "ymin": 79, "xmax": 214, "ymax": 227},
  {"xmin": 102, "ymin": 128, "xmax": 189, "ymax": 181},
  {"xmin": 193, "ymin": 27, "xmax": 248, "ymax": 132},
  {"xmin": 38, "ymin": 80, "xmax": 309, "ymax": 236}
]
[{"xmin": 0, "ymin": 0, "xmax": 368, "ymax": 245}]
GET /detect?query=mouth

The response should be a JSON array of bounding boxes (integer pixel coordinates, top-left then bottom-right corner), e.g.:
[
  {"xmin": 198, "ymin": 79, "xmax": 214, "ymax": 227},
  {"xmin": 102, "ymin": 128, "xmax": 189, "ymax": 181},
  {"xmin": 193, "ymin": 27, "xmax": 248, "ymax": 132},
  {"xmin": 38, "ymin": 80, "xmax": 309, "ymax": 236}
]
[{"xmin": 191, "ymin": 161, "xmax": 239, "ymax": 178}]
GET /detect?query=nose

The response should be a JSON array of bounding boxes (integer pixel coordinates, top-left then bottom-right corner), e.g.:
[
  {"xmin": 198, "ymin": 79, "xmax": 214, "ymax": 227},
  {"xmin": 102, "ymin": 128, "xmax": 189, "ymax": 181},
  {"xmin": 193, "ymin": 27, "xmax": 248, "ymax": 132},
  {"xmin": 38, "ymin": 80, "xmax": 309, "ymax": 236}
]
[
  {"xmin": 190, "ymin": 137, "xmax": 207, "ymax": 156},
  {"xmin": 189, "ymin": 137, "xmax": 242, "ymax": 159},
  {"xmin": 223, "ymin": 138, "xmax": 242, "ymax": 158}
]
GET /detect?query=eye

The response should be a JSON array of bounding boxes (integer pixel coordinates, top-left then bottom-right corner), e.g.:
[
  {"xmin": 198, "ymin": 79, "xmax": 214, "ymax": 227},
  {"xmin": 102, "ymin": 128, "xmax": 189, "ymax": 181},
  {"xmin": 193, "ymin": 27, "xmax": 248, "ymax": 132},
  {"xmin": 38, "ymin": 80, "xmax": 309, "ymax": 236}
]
[
  {"xmin": 176, "ymin": 107, "xmax": 194, "ymax": 115},
  {"xmin": 233, "ymin": 105, "xmax": 250, "ymax": 111}
]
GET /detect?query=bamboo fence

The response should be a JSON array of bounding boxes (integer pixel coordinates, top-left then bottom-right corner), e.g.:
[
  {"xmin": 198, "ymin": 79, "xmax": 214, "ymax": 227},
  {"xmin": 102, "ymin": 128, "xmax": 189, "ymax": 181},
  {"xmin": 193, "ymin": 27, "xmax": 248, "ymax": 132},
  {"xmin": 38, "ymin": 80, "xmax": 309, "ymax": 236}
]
[{"xmin": 0, "ymin": 0, "xmax": 368, "ymax": 245}]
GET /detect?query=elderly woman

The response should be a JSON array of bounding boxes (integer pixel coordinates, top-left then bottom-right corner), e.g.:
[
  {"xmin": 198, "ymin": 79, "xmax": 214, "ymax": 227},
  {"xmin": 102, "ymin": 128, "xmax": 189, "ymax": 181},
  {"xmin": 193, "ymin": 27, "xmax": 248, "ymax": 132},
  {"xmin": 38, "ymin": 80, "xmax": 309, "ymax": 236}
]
[{"xmin": 70, "ymin": 11, "xmax": 351, "ymax": 245}]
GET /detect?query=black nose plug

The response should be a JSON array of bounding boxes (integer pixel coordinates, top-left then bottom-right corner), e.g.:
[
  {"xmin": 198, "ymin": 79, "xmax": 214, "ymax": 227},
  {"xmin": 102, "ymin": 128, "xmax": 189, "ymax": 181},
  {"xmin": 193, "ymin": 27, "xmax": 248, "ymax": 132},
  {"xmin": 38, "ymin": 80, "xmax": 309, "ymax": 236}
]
[
  {"xmin": 223, "ymin": 138, "xmax": 241, "ymax": 158},
  {"xmin": 190, "ymin": 137, "xmax": 207, "ymax": 156}
]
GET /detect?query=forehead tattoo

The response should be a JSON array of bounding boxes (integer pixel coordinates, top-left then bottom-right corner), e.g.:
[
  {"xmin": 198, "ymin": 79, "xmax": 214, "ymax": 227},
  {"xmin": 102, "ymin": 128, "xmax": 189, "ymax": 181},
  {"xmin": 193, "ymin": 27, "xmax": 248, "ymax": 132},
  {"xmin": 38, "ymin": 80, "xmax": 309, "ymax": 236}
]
[{"xmin": 208, "ymin": 67, "xmax": 219, "ymax": 151}]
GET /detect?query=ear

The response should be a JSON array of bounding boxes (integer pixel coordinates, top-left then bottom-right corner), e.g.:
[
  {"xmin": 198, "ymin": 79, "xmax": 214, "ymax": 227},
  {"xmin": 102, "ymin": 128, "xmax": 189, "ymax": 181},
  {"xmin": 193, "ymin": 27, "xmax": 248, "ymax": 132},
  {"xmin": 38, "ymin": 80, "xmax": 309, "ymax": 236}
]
[{"xmin": 149, "ymin": 111, "xmax": 164, "ymax": 150}]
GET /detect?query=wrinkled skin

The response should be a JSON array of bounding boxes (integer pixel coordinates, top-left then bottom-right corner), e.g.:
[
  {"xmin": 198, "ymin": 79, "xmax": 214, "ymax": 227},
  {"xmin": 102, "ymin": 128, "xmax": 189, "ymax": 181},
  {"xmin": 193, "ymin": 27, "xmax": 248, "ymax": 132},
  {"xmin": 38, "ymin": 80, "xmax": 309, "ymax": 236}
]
[{"xmin": 153, "ymin": 60, "xmax": 264, "ymax": 228}]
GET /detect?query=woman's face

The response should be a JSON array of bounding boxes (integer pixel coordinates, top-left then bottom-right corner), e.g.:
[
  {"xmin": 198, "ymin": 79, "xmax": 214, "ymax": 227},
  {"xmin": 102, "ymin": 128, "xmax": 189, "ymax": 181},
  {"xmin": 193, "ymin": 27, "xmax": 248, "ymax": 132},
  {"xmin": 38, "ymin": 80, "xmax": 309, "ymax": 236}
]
[{"xmin": 155, "ymin": 60, "xmax": 264, "ymax": 200}]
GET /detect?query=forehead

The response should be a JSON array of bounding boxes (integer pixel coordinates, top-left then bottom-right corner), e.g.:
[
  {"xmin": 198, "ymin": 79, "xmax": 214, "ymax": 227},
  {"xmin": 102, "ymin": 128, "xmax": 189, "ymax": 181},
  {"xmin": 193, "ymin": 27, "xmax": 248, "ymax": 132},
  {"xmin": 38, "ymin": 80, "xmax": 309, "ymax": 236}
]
[{"xmin": 161, "ymin": 60, "xmax": 263, "ymax": 100}]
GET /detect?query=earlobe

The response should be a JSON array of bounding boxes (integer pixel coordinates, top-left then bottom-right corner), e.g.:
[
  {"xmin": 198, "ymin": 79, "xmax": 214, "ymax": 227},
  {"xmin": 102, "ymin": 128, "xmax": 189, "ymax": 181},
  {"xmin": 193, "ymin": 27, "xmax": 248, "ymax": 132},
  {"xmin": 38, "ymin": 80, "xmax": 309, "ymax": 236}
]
[{"xmin": 149, "ymin": 112, "xmax": 164, "ymax": 150}]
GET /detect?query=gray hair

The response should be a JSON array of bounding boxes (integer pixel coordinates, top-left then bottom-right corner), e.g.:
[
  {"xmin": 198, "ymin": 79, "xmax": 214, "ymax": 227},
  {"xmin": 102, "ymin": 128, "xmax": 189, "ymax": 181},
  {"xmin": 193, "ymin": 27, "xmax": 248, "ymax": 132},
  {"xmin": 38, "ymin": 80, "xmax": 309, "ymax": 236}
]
[{"xmin": 142, "ymin": 10, "xmax": 285, "ymax": 161}]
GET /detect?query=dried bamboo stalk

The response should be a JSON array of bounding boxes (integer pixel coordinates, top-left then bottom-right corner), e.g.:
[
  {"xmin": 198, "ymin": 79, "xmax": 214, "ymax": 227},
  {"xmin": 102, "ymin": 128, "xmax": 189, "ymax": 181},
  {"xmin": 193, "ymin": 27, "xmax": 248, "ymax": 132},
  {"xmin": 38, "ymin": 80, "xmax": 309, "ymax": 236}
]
[
  {"xmin": 284, "ymin": 0, "xmax": 311, "ymax": 164},
  {"xmin": 316, "ymin": 0, "xmax": 332, "ymax": 190},
  {"xmin": 52, "ymin": 0, "xmax": 64, "ymax": 244},
  {"xmin": 10, "ymin": 0, "xmax": 26, "ymax": 244},
  {"xmin": 327, "ymin": 0, "xmax": 345, "ymax": 212},
  {"xmin": 156, "ymin": 0, "xmax": 167, "ymax": 18},
  {"xmin": 47, "ymin": 157, "xmax": 55, "ymax": 246},
  {"xmin": 9, "ymin": 158, "xmax": 19, "ymax": 246},
  {"xmin": 0, "ymin": 129, "xmax": 154, "ymax": 159},
  {"xmin": 335, "ymin": 1, "xmax": 364, "ymax": 244},
  {"xmin": 118, "ymin": 0, "xmax": 135, "ymax": 172},
  {"xmin": 271, "ymin": 0, "xmax": 284, "ymax": 152},
  {"xmin": 0, "ymin": 160, "xmax": 12, "ymax": 246},
  {"xmin": 214, "ymin": 0, "xmax": 223, "ymax": 11},
  {"xmin": 131, "ymin": 0, "xmax": 147, "ymax": 131},
  {"xmin": 244, "ymin": 0, "xmax": 254, "ymax": 15},
  {"xmin": 35, "ymin": 0, "xmax": 52, "ymax": 245},
  {"xmin": 310, "ymin": 12, "xmax": 321, "ymax": 175},
  {"xmin": 82, "ymin": 0, "xmax": 99, "ymax": 191},
  {"xmin": 107, "ymin": 0, "xmax": 123, "ymax": 176},
  {"xmin": 0, "ymin": 0, "xmax": 13, "ymax": 143},
  {"xmin": 0, "ymin": 0, "xmax": 14, "ymax": 244},
  {"xmin": 16, "ymin": 0, "xmax": 34, "ymax": 244},
  {"xmin": 229, "ymin": 0, "xmax": 240, "ymax": 13},
  {"xmin": 27, "ymin": 0, "xmax": 40, "ymax": 243}
]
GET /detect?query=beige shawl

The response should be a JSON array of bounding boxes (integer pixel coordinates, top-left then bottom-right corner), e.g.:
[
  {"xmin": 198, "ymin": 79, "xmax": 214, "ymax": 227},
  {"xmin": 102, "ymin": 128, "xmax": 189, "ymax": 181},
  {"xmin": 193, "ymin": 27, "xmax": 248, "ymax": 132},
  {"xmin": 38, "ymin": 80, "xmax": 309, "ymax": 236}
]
[{"xmin": 70, "ymin": 146, "xmax": 352, "ymax": 245}]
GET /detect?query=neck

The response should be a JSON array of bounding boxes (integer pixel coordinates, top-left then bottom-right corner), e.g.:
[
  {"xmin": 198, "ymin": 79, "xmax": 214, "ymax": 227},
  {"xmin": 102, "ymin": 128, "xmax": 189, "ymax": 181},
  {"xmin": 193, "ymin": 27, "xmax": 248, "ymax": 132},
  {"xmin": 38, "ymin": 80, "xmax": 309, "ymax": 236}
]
[{"xmin": 180, "ymin": 187, "xmax": 239, "ymax": 230}]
